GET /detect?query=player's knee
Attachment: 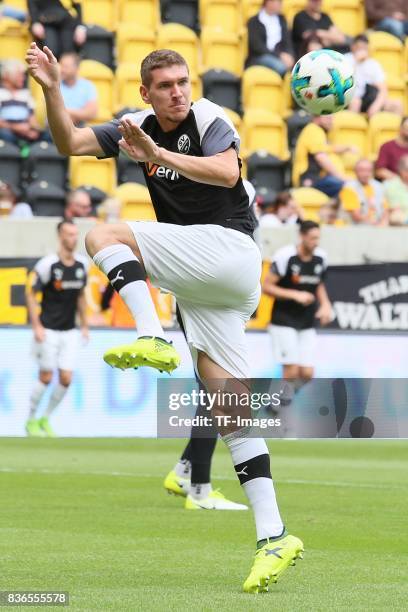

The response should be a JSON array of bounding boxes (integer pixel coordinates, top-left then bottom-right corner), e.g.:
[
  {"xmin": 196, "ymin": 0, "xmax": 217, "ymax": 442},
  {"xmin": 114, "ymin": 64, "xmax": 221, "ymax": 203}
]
[
  {"xmin": 59, "ymin": 372, "xmax": 72, "ymax": 387},
  {"xmin": 39, "ymin": 371, "xmax": 52, "ymax": 385},
  {"xmin": 85, "ymin": 224, "xmax": 112, "ymax": 257}
]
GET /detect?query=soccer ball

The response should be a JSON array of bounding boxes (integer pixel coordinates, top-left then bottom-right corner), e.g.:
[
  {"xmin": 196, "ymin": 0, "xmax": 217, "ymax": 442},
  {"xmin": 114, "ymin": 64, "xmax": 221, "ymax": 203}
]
[{"xmin": 290, "ymin": 49, "xmax": 355, "ymax": 115}]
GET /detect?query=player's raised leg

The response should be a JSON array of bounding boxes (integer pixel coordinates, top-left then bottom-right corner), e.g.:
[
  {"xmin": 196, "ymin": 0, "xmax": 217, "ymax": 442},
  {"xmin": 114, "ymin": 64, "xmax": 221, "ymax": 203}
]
[
  {"xmin": 85, "ymin": 223, "xmax": 180, "ymax": 373},
  {"xmin": 197, "ymin": 352, "xmax": 304, "ymax": 592},
  {"xmin": 26, "ymin": 370, "xmax": 51, "ymax": 437}
]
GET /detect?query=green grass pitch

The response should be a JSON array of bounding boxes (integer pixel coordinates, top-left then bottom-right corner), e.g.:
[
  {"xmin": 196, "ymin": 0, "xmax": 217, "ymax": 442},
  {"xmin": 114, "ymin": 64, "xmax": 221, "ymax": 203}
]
[{"xmin": 1, "ymin": 438, "xmax": 407, "ymax": 611}]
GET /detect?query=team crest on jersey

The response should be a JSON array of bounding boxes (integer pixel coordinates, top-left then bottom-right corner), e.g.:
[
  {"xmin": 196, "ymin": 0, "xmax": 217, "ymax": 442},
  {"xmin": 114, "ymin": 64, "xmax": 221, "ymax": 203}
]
[
  {"xmin": 314, "ymin": 263, "xmax": 323, "ymax": 275},
  {"xmin": 76, "ymin": 268, "xmax": 85, "ymax": 279},
  {"xmin": 54, "ymin": 268, "xmax": 63, "ymax": 280},
  {"xmin": 177, "ymin": 134, "xmax": 190, "ymax": 154}
]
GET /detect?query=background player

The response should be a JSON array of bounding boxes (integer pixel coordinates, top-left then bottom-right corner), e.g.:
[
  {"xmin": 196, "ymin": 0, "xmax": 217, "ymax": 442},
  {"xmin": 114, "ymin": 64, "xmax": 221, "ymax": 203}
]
[
  {"xmin": 26, "ymin": 220, "xmax": 89, "ymax": 437},
  {"xmin": 263, "ymin": 220, "xmax": 332, "ymax": 385}
]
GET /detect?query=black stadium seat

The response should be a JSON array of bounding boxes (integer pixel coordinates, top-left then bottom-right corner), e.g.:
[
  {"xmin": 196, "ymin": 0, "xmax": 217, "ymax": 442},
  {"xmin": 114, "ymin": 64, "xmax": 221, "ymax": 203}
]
[
  {"xmin": 117, "ymin": 153, "xmax": 147, "ymax": 186},
  {"xmin": 26, "ymin": 180, "xmax": 66, "ymax": 216},
  {"xmin": 0, "ymin": 140, "xmax": 21, "ymax": 190},
  {"xmin": 161, "ymin": 0, "xmax": 200, "ymax": 32},
  {"xmin": 28, "ymin": 141, "xmax": 68, "ymax": 190},
  {"xmin": 201, "ymin": 69, "xmax": 241, "ymax": 114},
  {"xmin": 247, "ymin": 151, "xmax": 288, "ymax": 192},
  {"xmin": 77, "ymin": 184, "xmax": 107, "ymax": 213},
  {"xmin": 286, "ymin": 111, "xmax": 310, "ymax": 151},
  {"xmin": 82, "ymin": 25, "xmax": 115, "ymax": 70}
]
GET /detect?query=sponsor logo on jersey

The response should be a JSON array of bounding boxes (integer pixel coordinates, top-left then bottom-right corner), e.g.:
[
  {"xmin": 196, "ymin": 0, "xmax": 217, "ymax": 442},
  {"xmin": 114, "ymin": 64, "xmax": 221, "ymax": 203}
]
[
  {"xmin": 53, "ymin": 280, "xmax": 85, "ymax": 291},
  {"xmin": 177, "ymin": 134, "xmax": 190, "ymax": 154},
  {"xmin": 145, "ymin": 162, "xmax": 179, "ymax": 181}
]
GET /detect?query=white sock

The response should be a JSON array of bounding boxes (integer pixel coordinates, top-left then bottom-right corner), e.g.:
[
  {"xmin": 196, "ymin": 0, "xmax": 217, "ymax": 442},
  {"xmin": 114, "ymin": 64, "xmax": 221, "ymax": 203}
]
[
  {"xmin": 29, "ymin": 380, "xmax": 48, "ymax": 418},
  {"xmin": 175, "ymin": 460, "xmax": 191, "ymax": 479},
  {"xmin": 223, "ymin": 435, "xmax": 284, "ymax": 540},
  {"xmin": 190, "ymin": 483, "xmax": 211, "ymax": 500},
  {"xmin": 93, "ymin": 244, "xmax": 164, "ymax": 338},
  {"xmin": 44, "ymin": 383, "xmax": 68, "ymax": 417}
]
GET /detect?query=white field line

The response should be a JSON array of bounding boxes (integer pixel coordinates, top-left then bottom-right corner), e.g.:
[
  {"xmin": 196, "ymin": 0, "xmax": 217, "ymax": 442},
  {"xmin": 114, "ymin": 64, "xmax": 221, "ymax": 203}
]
[{"xmin": 0, "ymin": 467, "xmax": 405, "ymax": 490}]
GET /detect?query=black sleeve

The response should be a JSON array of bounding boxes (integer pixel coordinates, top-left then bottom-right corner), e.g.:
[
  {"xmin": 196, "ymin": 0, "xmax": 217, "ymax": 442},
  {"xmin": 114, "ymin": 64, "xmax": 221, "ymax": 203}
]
[
  {"xmin": 270, "ymin": 262, "xmax": 281, "ymax": 277},
  {"xmin": 247, "ymin": 16, "xmax": 268, "ymax": 57},
  {"xmin": 321, "ymin": 13, "xmax": 333, "ymax": 28},
  {"xmin": 292, "ymin": 11, "xmax": 307, "ymax": 46},
  {"xmin": 101, "ymin": 283, "xmax": 114, "ymax": 311},
  {"xmin": 201, "ymin": 117, "xmax": 240, "ymax": 156},
  {"xmin": 92, "ymin": 120, "xmax": 122, "ymax": 158},
  {"xmin": 27, "ymin": 0, "xmax": 40, "ymax": 22}
]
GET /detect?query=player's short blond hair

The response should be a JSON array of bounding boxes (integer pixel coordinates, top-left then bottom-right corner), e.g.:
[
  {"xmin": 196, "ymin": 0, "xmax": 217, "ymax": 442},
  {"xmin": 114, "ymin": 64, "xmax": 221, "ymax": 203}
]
[{"xmin": 141, "ymin": 49, "xmax": 189, "ymax": 88}]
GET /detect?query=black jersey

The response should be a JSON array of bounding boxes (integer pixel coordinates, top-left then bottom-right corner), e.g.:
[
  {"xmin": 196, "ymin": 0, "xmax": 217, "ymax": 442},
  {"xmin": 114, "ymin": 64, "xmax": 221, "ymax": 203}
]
[
  {"xmin": 92, "ymin": 98, "xmax": 255, "ymax": 236},
  {"xmin": 270, "ymin": 244, "xmax": 328, "ymax": 330},
  {"xmin": 33, "ymin": 253, "xmax": 88, "ymax": 330}
]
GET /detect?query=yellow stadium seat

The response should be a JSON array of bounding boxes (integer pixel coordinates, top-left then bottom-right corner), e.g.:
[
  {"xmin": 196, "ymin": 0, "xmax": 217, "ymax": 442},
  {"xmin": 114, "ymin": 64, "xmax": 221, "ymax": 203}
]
[
  {"xmin": 115, "ymin": 63, "xmax": 150, "ymax": 111},
  {"xmin": 222, "ymin": 107, "xmax": 242, "ymax": 132},
  {"xmin": 368, "ymin": 112, "xmax": 401, "ymax": 159},
  {"xmin": 291, "ymin": 187, "xmax": 329, "ymax": 221},
  {"xmin": 79, "ymin": 60, "xmax": 114, "ymax": 120},
  {"xmin": 118, "ymin": 0, "xmax": 160, "ymax": 28},
  {"xmin": 81, "ymin": 0, "xmax": 116, "ymax": 30},
  {"xmin": 242, "ymin": 0, "xmax": 262, "ymax": 23},
  {"xmin": 190, "ymin": 74, "xmax": 203, "ymax": 101},
  {"xmin": 368, "ymin": 31, "xmax": 405, "ymax": 78},
  {"xmin": 0, "ymin": 18, "xmax": 29, "ymax": 62},
  {"xmin": 242, "ymin": 66, "xmax": 284, "ymax": 114},
  {"xmin": 117, "ymin": 24, "xmax": 156, "ymax": 66},
  {"xmin": 157, "ymin": 23, "xmax": 200, "ymax": 76},
  {"xmin": 243, "ymin": 109, "xmax": 290, "ymax": 159},
  {"xmin": 29, "ymin": 77, "xmax": 46, "ymax": 129},
  {"xmin": 200, "ymin": 0, "xmax": 243, "ymax": 34},
  {"xmin": 70, "ymin": 156, "xmax": 117, "ymax": 194},
  {"xmin": 330, "ymin": 111, "xmax": 369, "ymax": 174},
  {"xmin": 283, "ymin": 0, "xmax": 307, "ymax": 27},
  {"xmin": 115, "ymin": 183, "xmax": 156, "ymax": 221},
  {"xmin": 201, "ymin": 28, "xmax": 243, "ymax": 76},
  {"xmin": 322, "ymin": 0, "xmax": 365, "ymax": 36},
  {"xmin": 386, "ymin": 74, "xmax": 408, "ymax": 115},
  {"xmin": 6, "ymin": 0, "xmax": 27, "ymax": 9}
]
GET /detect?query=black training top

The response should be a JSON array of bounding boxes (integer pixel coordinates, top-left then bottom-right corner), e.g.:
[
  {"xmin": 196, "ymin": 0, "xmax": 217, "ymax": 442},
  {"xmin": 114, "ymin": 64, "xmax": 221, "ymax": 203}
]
[{"xmin": 92, "ymin": 98, "xmax": 255, "ymax": 236}]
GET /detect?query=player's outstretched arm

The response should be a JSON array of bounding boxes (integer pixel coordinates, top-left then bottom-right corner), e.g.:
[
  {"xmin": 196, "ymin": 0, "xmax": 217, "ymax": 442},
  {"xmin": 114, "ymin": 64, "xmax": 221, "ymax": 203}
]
[
  {"xmin": 119, "ymin": 119, "xmax": 239, "ymax": 188},
  {"xmin": 263, "ymin": 270, "xmax": 315, "ymax": 305},
  {"xmin": 25, "ymin": 43, "xmax": 103, "ymax": 157}
]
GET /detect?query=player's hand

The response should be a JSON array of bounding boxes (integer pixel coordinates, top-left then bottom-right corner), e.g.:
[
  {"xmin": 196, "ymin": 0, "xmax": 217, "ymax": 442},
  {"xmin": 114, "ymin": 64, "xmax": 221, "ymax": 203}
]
[
  {"xmin": 31, "ymin": 22, "xmax": 45, "ymax": 39},
  {"xmin": 34, "ymin": 324, "xmax": 45, "ymax": 343},
  {"xmin": 316, "ymin": 303, "xmax": 333, "ymax": 326},
  {"xmin": 81, "ymin": 326, "xmax": 89, "ymax": 344},
  {"xmin": 294, "ymin": 291, "xmax": 315, "ymax": 306},
  {"xmin": 118, "ymin": 118, "xmax": 161, "ymax": 162},
  {"xmin": 26, "ymin": 42, "xmax": 60, "ymax": 89}
]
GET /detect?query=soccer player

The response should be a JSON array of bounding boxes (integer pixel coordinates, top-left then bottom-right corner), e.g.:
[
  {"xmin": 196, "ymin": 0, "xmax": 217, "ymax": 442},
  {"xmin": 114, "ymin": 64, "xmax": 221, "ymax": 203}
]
[
  {"xmin": 26, "ymin": 42, "xmax": 303, "ymax": 592},
  {"xmin": 26, "ymin": 220, "xmax": 89, "ymax": 437},
  {"xmin": 263, "ymin": 220, "xmax": 332, "ymax": 384}
]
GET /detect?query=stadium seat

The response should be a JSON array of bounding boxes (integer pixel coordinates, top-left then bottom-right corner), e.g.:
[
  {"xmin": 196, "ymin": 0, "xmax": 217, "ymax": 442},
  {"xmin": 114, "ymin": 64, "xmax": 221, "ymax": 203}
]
[
  {"xmin": 115, "ymin": 64, "xmax": 150, "ymax": 111},
  {"xmin": 28, "ymin": 142, "xmax": 68, "ymax": 190},
  {"xmin": 330, "ymin": 111, "xmax": 369, "ymax": 173},
  {"xmin": 161, "ymin": 0, "xmax": 199, "ymax": 31},
  {"xmin": 368, "ymin": 112, "xmax": 401, "ymax": 159},
  {"xmin": 222, "ymin": 107, "xmax": 242, "ymax": 134},
  {"xmin": 283, "ymin": 0, "xmax": 307, "ymax": 27},
  {"xmin": 26, "ymin": 180, "xmax": 66, "ymax": 217},
  {"xmin": 386, "ymin": 74, "xmax": 408, "ymax": 115},
  {"xmin": 201, "ymin": 69, "xmax": 241, "ymax": 114},
  {"xmin": 190, "ymin": 74, "xmax": 203, "ymax": 101},
  {"xmin": 247, "ymin": 151, "xmax": 288, "ymax": 191},
  {"xmin": 201, "ymin": 28, "xmax": 244, "ymax": 77},
  {"xmin": 0, "ymin": 141, "xmax": 21, "ymax": 190},
  {"xmin": 321, "ymin": 0, "xmax": 365, "ymax": 36},
  {"xmin": 243, "ymin": 110, "xmax": 290, "ymax": 159},
  {"xmin": 81, "ymin": 0, "xmax": 116, "ymax": 30},
  {"xmin": 242, "ymin": 66, "xmax": 284, "ymax": 115},
  {"xmin": 117, "ymin": 24, "xmax": 156, "ymax": 66},
  {"xmin": 290, "ymin": 186, "xmax": 330, "ymax": 220},
  {"xmin": 285, "ymin": 111, "xmax": 310, "ymax": 150},
  {"xmin": 118, "ymin": 0, "xmax": 160, "ymax": 28},
  {"xmin": 200, "ymin": 0, "xmax": 243, "ymax": 34},
  {"xmin": 0, "ymin": 18, "xmax": 29, "ymax": 62},
  {"xmin": 157, "ymin": 23, "xmax": 200, "ymax": 76},
  {"xmin": 242, "ymin": 0, "xmax": 262, "ymax": 23},
  {"xmin": 70, "ymin": 156, "xmax": 117, "ymax": 194},
  {"xmin": 82, "ymin": 25, "xmax": 115, "ymax": 69},
  {"xmin": 115, "ymin": 183, "xmax": 156, "ymax": 220},
  {"xmin": 78, "ymin": 60, "xmax": 114, "ymax": 121},
  {"xmin": 117, "ymin": 154, "xmax": 147, "ymax": 186},
  {"xmin": 29, "ymin": 77, "xmax": 47, "ymax": 129},
  {"xmin": 368, "ymin": 31, "xmax": 405, "ymax": 78},
  {"xmin": 77, "ymin": 185, "xmax": 107, "ymax": 210}
]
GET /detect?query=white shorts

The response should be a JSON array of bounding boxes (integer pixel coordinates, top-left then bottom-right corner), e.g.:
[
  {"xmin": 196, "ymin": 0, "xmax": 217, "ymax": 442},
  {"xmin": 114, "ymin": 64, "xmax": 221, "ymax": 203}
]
[
  {"xmin": 127, "ymin": 221, "xmax": 262, "ymax": 378},
  {"xmin": 268, "ymin": 325, "xmax": 317, "ymax": 367},
  {"xmin": 32, "ymin": 328, "xmax": 80, "ymax": 372}
]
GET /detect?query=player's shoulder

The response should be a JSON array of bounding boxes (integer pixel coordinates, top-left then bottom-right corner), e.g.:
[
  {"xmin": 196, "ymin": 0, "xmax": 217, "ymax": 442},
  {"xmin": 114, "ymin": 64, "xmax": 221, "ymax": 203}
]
[
  {"xmin": 74, "ymin": 253, "xmax": 90, "ymax": 271},
  {"xmin": 314, "ymin": 247, "xmax": 328, "ymax": 265},
  {"xmin": 272, "ymin": 244, "xmax": 297, "ymax": 274},
  {"xmin": 191, "ymin": 98, "xmax": 233, "ymax": 133},
  {"xmin": 35, "ymin": 253, "xmax": 59, "ymax": 269},
  {"xmin": 120, "ymin": 108, "xmax": 155, "ymax": 128}
]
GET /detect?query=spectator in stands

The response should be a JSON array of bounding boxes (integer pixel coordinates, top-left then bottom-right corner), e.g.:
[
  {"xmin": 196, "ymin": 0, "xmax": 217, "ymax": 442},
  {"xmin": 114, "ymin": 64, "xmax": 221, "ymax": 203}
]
[
  {"xmin": 0, "ymin": 59, "xmax": 42, "ymax": 145},
  {"xmin": 339, "ymin": 159, "xmax": 389, "ymax": 225},
  {"xmin": 383, "ymin": 155, "xmax": 408, "ymax": 224},
  {"xmin": 258, "ymin": 191, "xmax": 302, "ymax": 229},
  {"xmin": 292, "ymin": 0, "xmax": 349, "ymax": 58},
  {"xmin": 375, "ymin": 116, "xmax": 408, "ymax": 181},
  {"xmin": 0, "ymin": 181, "xmax": 33, "ymax": 218},
  {"xmin": 28, "ymin": 0, "xmax": 87, "ymax": 59},
  {"xmin": 59, "ymin": 53, "xmax": 97, "ymax": 126},
  {"xmin": 293, "ymin": 115, "xmax": 355, "ymax": 198},
  {"xmin": 304, "ymin": 32, "xmax": 323, "ymax": 53},
  {"xmin": 346, "ymin": 35, "xmax": 403, "ymax": 118},
  {"xmin": 246, "ymin": 0, "xmax": 294, "ymax": 77},
  {"xmin": 64, "ymin": 188, "xmax": 94, "ymax": 220},
  {"xmin": 365, "ymin": 1, "xmax": 408, "ymax": 41}
]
